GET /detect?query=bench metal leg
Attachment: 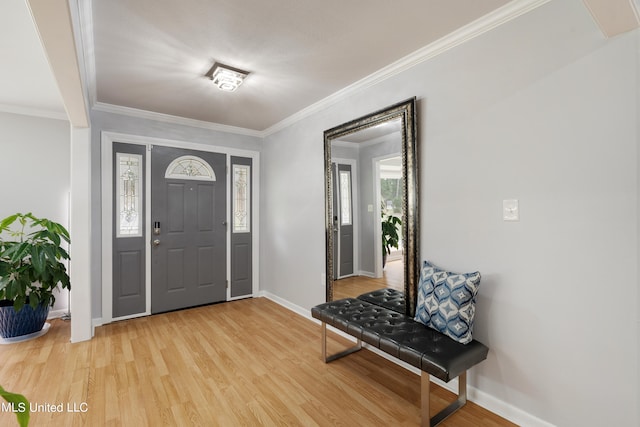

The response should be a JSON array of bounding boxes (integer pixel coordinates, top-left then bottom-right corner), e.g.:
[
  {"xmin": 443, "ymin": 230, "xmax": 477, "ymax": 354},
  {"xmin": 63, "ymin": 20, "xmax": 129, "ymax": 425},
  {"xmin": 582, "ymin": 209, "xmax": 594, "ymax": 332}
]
[
  {"xmin": 321, "ymin": 322, "xmax": 362, "ymax": 362},
  {"xmin": 421, "ymin": 371, "xmax": 467, "ymax": 427}
]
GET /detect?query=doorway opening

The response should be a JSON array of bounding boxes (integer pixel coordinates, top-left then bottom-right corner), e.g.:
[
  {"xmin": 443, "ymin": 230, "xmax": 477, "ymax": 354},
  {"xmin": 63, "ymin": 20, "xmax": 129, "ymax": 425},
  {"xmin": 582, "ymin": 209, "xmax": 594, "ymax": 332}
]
[{"xmin": 374, "ymin": 155, "xmax": 403, "ymax": 279}]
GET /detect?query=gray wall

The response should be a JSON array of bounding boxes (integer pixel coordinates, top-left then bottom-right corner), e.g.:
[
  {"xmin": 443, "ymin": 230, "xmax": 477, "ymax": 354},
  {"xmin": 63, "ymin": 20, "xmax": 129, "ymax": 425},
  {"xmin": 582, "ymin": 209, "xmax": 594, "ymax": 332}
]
[
  {"xmin": 330, "ymin": 144, "xmax": 358, "ymax": 160},
  {"xmin": 89, "ymin": 110, "xmax": 262, "ymax": 318},
  {"xmin": 260, "ymin": 1, "xmax": 638, "ymax": 426},
  {"xmin": 0, "ymin": 112, "xmax": 71, "ymax": 313}
]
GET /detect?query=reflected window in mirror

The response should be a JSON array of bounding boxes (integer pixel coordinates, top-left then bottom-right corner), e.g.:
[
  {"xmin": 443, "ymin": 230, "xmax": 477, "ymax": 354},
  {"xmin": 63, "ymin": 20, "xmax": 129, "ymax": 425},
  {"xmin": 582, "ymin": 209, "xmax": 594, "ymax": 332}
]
[{"xmin": 339, "ymin": 170, "xmax": 352, "ymax": 226}]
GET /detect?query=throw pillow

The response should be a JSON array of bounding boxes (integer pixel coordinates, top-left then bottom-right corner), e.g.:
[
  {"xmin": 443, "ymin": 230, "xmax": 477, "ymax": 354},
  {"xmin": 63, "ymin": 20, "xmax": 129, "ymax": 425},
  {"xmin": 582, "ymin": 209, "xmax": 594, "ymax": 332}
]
[{"xmin": 414, "ymin": 260, "xmax": 481, "ymax": 344}]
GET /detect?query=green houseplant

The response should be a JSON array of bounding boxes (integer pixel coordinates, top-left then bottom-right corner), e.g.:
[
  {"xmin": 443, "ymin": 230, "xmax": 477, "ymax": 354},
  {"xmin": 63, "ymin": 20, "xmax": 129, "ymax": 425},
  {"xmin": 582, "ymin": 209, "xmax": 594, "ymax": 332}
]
[
  {"xmin": 381, "ymin": 212, "xmax": 402, "ymax": 268},
  {"xmin": 0, "ymin": 213, "xmax": 70, "ymax": 338},
  {"xmin": 0, "ymin": 385, "xmax": 29, "ymax": 426}
]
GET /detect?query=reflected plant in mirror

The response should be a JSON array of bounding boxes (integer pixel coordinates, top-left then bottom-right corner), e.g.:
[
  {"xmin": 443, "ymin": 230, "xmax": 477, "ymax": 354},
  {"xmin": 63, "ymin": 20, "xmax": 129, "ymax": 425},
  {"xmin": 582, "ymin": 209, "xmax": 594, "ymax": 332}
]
[
  {"xmin": 381, "ymin": 205, "xmax": 402, "ymax": 266},
  {"xmin": 324, "ymin": 98, "xmax": 418, "ymax": 316}
]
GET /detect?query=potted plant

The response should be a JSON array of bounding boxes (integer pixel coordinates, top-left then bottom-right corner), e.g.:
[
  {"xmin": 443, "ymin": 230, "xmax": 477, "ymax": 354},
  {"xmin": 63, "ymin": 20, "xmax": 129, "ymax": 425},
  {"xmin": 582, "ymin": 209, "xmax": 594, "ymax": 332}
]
[
  {"xmin": 0, "ymin": 213, "xmax": 70, "ymax": 339},
  {"xmin": 381, "ymin": 211, "xmax": 402, "ymax": 268}
]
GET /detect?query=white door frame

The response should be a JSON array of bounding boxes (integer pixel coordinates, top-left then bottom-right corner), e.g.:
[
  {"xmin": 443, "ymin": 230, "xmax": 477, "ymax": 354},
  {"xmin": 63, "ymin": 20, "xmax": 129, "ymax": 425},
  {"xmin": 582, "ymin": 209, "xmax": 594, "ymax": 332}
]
[
  {"xmin": 100, "ymin": 131, "xmax": 260, "ymax": 325},
  {"xmin": 373, "ymin": 153, "xmax": 401, "ymax": 279}
]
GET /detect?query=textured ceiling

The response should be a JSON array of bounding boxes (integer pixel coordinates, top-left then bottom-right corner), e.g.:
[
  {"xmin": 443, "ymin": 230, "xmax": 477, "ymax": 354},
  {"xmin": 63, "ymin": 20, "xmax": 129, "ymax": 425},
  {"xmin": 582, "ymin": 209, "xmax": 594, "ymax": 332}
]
[{"xmin": 92, "ymin": 0, "xmax": 510, "ymax": 131}]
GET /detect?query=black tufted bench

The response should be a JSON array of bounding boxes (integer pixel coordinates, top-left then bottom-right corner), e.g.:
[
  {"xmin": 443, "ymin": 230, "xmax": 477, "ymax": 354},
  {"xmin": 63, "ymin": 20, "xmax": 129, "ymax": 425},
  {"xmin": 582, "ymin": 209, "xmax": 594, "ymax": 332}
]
[{"xmin": 311, "ymin": 297, "xmax": 489, "ymax": 427}]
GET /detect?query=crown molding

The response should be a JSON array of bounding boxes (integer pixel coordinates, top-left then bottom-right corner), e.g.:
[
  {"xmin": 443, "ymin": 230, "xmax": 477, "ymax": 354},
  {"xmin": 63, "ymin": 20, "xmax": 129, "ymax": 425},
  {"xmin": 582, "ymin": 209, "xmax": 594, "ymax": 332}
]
[
  {"xmin": 0, "ymin": 103, "xmax": 68, "ymax": 121},
  {"xmin": 93, "ymin": 102, "xmax": 264, "ymax": 138},
  {"xmin": 262, "ymin": 0, "xmax": 552, "ymax": 137}
]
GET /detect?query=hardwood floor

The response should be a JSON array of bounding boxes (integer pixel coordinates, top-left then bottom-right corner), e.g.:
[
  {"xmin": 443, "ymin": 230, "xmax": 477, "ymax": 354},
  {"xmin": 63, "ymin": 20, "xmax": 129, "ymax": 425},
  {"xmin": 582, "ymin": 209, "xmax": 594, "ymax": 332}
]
[
  {"xmin": 0, "ymin": 298, "xmax": 515, "ymax": 426},
  {"xmin": 334, "ymin": 259, "xmax": 404, "ymax": 300}
]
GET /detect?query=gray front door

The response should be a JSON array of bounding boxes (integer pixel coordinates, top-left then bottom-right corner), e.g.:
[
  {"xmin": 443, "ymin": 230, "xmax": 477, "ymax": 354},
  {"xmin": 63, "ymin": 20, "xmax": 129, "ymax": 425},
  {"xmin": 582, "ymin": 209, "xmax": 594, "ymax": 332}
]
[
  {"xmin": 337, "ymin": 163, "xmax": 354, "ymax": 278},
  {"xmin": 151, "ymin": 146, "xmax": 227, "ymax": 313}
]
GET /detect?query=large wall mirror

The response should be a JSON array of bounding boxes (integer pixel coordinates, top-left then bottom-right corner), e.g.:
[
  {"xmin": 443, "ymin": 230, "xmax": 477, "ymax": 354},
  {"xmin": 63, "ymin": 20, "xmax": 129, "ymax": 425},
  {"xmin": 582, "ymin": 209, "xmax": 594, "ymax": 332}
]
[{"xmin": 324, "ymin": 97, "xmax": 418, "ymax": 316}]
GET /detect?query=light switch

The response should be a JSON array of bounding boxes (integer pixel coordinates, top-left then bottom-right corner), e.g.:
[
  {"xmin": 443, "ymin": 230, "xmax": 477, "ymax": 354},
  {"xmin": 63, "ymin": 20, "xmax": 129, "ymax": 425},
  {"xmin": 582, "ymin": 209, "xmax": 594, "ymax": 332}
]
[
  {"xmin": 368, "ymin": 204, "xmax": 374, "ymax": 212},
  {"xmin": 503, "ymin": 199, "xmax": 519, "ymax": 221}
]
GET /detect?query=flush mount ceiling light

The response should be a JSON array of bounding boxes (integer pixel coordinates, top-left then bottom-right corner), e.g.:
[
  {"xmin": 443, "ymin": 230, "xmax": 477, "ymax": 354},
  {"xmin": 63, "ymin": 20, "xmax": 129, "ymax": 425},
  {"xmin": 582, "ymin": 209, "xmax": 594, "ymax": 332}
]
[{"xmin": 205, "ymin": 63, "xmax": 249, "ymax": 92}]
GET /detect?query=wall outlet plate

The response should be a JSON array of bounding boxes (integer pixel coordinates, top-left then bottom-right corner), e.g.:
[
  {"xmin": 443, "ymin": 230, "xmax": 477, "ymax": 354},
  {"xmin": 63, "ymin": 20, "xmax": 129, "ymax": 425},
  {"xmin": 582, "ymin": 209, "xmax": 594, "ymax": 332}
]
[{"xmin": 503, "ymin": 199, "xmax": 519, "ymax": 221}]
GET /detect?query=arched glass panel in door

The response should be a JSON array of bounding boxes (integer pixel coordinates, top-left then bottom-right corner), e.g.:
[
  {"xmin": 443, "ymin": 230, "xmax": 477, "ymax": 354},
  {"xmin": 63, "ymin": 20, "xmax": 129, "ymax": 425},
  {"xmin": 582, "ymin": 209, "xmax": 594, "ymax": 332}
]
[{"xmin": 165, "ymin": 155, "xmax": 216, "ymax": 181}]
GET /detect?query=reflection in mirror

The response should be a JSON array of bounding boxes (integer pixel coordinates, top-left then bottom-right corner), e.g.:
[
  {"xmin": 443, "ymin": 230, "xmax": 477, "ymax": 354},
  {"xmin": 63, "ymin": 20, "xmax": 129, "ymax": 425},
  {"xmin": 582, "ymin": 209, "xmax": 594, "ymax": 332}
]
[{"xmin": 324, "ymin": 98, "xmax": 418, "ymax": 316}]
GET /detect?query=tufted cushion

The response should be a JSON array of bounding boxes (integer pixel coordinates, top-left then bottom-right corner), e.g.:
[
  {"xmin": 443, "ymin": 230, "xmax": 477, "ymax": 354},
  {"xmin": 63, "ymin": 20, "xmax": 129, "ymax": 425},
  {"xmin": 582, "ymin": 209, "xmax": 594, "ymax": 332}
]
[
  {"xmin": 357, "ymin": 288, "xmax": 405, "ymax": 314},
  {"xmin": 414, "ymin": 260, "xmax": 481, "ymax": 345}
]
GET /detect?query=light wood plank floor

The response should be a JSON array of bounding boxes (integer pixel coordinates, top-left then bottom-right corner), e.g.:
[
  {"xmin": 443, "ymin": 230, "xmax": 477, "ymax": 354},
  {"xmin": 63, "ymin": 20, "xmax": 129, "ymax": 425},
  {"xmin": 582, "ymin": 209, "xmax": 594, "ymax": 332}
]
[
  {"xmin": 0, "ymin": 298, "xmax": 515, "ymax": 426},
  {"xmin": 334, "ymin": 259, "xmax": 404, "ymax": 300}
]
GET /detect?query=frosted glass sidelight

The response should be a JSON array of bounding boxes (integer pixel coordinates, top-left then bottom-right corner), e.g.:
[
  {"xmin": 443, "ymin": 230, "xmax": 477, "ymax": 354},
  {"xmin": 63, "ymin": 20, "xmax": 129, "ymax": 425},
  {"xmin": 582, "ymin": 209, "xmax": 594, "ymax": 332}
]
[
  {"xmin": 117, "ymin": 153, "xmax": 143, "ymax": 237},
  {"xmin": 165, "ymin": 155, "xmax": 216, "ymax": 181},
  {"xmin": 233, "ymin": 165, "xmax": 250, "ymax": 233},
  {"xmin": 339, "ymin": 170, "xmax": 352, "ymax": 226}
]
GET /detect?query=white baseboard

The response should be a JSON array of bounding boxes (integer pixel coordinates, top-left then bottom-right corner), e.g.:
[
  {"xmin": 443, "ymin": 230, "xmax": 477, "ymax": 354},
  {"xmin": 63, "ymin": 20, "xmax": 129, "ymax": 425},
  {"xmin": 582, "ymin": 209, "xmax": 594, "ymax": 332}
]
[
  {"xmin": 259, "ymin": 291, "xmax": 555, "ymax": 427},
  {"xmin": 358, "ymin": 270, "xmax": 376, "ymax": 278},
  {"xmin": 47, "ymin": 310, "xmax": 98, "ymax": 339},
  {"xmin": 91, "ymin": 318, "xmax": 103, "ymax": 339},
  {"xmin": 48, "ymin": 309, "xmax": 69, "ymax": 319},
  {"xmin": 259, "ymin": 291, "xmax": 313, "ymax": 320},
  {"xmin": 469, "ymin": 386, "xmax": 556, "ymax": 427}
]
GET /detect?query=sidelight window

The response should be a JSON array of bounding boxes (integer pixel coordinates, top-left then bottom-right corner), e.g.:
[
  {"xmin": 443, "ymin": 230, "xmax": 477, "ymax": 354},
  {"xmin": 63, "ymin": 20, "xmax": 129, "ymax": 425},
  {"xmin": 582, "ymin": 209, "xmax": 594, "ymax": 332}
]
[
  {"xmin": 116, "ymin": 153, "xmax": 143, "ymax": 237},
  {"xmin": 339, "ymin": 170, "xmax": 352, "ymax": 226},
  {"xmin": 232, "ymin": 165, "xmax": 250, "ymax": 233}
]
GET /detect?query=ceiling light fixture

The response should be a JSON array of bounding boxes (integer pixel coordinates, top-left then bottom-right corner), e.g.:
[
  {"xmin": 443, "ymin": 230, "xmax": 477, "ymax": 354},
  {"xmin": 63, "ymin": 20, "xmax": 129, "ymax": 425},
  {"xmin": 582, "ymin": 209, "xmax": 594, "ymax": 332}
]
[{"xmin": 206, "ymin": 63, "xmax": 249, "ymax": 92}]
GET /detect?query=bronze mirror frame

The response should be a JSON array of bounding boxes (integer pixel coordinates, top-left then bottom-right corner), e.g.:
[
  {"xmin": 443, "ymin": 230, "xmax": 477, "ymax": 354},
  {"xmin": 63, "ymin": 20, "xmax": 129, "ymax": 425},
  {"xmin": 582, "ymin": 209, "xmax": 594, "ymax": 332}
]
[{"xmin": 324, "ymin": 97, "xmax": 418, "ymax": 316}]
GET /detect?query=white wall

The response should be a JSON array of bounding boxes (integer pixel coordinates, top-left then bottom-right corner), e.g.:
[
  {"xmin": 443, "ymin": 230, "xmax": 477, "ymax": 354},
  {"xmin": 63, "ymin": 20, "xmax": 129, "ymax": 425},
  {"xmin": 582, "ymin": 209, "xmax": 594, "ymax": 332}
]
[
  {"xmin": 260, "ymin": 0, "xmax": 639, "ymax": 426},
  {"xmin": 0, "ymin": 112, "xmax": 71, "ymax": 314}
]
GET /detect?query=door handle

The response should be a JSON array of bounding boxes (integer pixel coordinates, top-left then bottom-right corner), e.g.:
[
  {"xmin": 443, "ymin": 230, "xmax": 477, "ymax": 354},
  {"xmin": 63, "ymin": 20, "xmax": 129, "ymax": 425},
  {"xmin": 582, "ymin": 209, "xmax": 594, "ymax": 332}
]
[{"xmin": 153, "ymin": 239, "xmax": 161, "ymax": 246}]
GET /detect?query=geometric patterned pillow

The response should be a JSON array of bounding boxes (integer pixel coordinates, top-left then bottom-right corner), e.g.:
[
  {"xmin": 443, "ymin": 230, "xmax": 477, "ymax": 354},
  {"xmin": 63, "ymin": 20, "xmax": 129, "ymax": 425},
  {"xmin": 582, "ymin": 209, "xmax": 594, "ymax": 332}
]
[{"xmin": 414, "ymin": 260, "xmax": 481, "ymax": 344}]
